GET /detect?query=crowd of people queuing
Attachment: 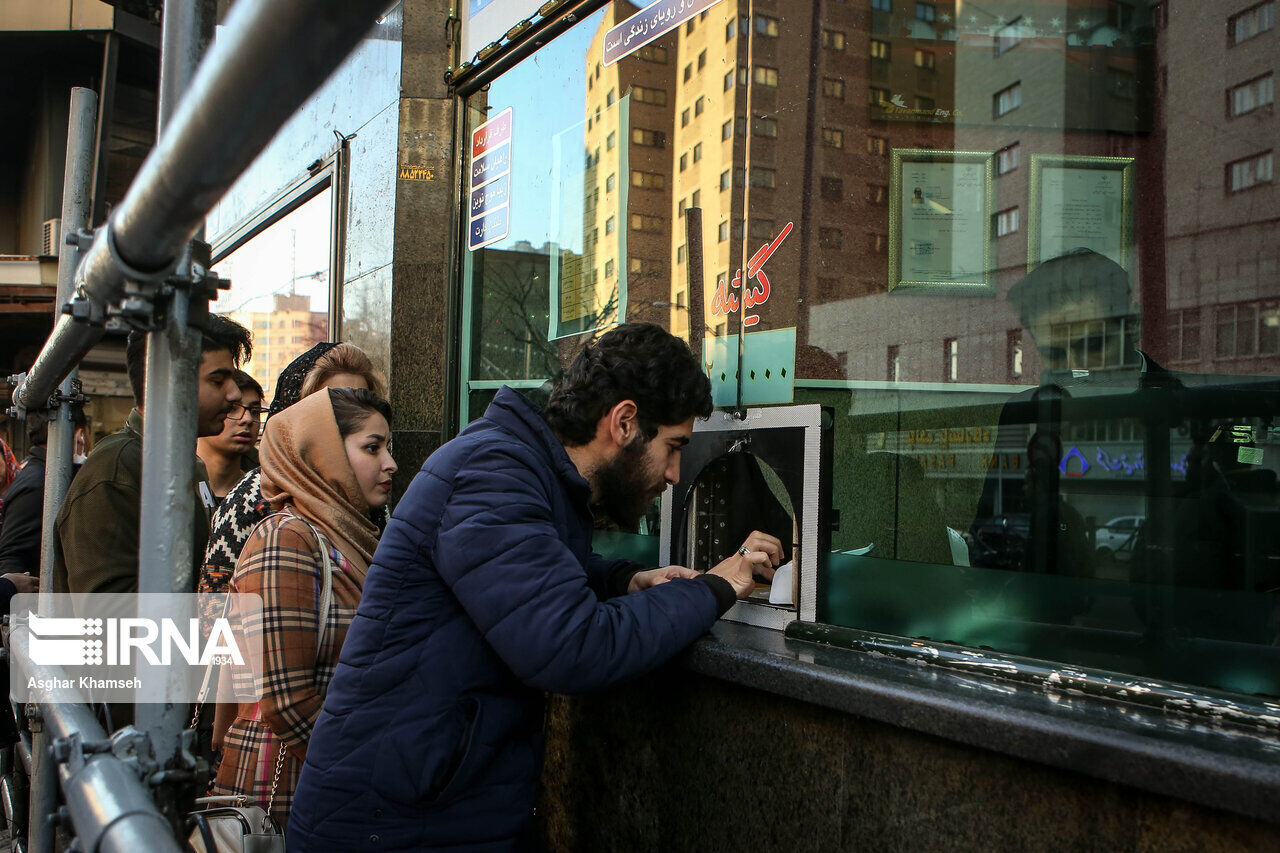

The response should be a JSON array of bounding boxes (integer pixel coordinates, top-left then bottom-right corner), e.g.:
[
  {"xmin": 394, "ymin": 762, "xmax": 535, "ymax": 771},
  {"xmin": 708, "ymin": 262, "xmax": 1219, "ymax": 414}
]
[{"xmin": 2, "ymin": 319, "xmax": 775, "ymax": 850}]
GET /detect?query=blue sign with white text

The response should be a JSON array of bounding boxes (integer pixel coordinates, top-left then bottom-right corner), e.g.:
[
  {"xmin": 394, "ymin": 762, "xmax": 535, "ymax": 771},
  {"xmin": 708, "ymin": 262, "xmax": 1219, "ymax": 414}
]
[
  {"xmin": 469, "ymin": 207, "xmax": 510, "ymax": 251},
  {"xmin": 470, "ymin": 144, "xmax": 510, "ymax": 187},
  {"xmin": 603, "ymin": 0, "xmax": 728, "ymax": 66},
  {"xmin": 470, "ymin": 174, "xmax": 510, "ymax": 217}
]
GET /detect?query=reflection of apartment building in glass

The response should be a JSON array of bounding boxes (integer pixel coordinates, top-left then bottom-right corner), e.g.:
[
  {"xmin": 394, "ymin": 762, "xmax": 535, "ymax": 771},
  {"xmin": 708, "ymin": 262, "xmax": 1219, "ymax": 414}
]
[
  {"xmin": 582, "ymin": 4, "xmax": 675, "ymax": 336},
  {"xmin": 1158, "ymin": 0, "xmax": 1279, "ymax": 376},
  {"xmin": 227, "ymin": 293, "xmax": 326, "ymax": 397}
]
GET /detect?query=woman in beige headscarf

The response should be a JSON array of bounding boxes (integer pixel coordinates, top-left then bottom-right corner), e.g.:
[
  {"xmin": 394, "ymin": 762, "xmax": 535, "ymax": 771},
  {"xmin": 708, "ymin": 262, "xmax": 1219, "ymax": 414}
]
[{"xmin": 211, "ymin": 387, "xmax": 396, "ymax": 825}]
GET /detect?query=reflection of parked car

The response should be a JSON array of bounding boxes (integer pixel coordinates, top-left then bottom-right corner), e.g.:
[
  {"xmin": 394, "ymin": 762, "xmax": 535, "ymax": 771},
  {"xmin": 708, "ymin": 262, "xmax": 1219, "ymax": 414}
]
[
  {"xmin": 1096, "ymin": 515, "xmax": 1144, "ymax": 561},
  {"xmin": 969, "ymin": 513, "xmax": 1030, "ymax": 570}
]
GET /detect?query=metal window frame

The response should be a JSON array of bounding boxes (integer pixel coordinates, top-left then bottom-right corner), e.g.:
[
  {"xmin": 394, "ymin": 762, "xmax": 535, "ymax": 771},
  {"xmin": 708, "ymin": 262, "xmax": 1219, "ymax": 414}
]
[{"xmin": 209, "ymin": 144, "xmax": 348, "ymax": 340}]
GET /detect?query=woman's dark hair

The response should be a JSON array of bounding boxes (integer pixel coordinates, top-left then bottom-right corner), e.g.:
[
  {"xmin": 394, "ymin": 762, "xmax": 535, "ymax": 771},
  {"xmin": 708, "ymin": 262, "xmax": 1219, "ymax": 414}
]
[
  {"xmin": 546, "ymin": 322, "xmax": 712, "ymax": 446},
  {"xmin": 328, "ymin": 387, "xmax": 392, "ymax": 438}
]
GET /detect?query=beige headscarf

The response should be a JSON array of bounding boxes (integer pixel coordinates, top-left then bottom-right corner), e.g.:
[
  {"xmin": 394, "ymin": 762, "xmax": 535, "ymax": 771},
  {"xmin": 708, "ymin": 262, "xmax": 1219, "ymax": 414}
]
[{"xmin": 259, "ymin": 389, "xmax": 379, "ymax": 579}]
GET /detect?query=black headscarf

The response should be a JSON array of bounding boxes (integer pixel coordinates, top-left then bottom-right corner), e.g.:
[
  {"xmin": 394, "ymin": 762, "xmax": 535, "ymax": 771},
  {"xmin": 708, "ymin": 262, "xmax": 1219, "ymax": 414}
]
[{"xmin": 267, "ymin": 342, "xmax": 340, "ymax": 418}]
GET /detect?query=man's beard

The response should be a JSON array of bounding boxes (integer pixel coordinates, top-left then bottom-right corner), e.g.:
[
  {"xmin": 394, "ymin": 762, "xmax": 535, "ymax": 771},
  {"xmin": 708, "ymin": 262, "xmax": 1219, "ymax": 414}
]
[{"xmin": 593, "ymin": 436, "xmax": 659, "ymax": 531}]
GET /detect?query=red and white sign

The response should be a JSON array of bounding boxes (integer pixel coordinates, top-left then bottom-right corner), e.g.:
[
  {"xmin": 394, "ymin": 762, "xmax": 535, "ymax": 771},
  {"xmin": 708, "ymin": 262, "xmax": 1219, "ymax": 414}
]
[
  {"xmin": 472, "ymin": 107, "xmax": 512, "ymax": 159},
  {"xmin": 711, "ymin": 222, "xmax": 793, "ymax": 327}
]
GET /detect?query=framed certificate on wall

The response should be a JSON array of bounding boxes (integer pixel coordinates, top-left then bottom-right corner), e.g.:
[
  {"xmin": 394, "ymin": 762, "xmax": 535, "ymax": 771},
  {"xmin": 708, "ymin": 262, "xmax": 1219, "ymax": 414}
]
[
  {"xmin": 888, "ymin": 149, "xmax": 994, "ymax": 293},
  {"xmin": 1028, "ymin": 155, "xmax": 1135, "ymax": 273}
]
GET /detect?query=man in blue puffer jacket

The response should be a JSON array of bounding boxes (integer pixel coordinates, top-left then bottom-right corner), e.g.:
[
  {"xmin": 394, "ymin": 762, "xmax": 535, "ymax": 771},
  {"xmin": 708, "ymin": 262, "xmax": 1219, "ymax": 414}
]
[{"xmin": 288, "ymin": 323, "xmax": 780, "ymax": 851}]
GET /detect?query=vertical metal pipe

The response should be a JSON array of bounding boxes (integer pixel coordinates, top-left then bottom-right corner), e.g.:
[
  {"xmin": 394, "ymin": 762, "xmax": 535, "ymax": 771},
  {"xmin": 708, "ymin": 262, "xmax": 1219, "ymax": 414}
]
[
  {"xmin": 134, "ymin": 0, "xmax": 214, "ymax": 765},
  {"xmin": 29, "ymin": 86, "xmax": 99, "ymax": 853}
]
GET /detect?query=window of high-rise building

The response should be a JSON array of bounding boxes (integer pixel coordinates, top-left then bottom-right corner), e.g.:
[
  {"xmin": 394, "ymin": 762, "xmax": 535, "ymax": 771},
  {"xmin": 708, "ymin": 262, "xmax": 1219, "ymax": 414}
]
[
  {"xmin": 822, "ymin": 77, "xmax": 845, "ymax": 99},
  {"xmin": 750, "ymin": 219, "xmax": 775, "ymax": 240},
  {"xmin": 916, "ymin": 2, "xmax": 936, "ymax": 23},
  {"xmin": 944, "ymin": 338, "xmax": 958, "ymax": 381},
  {"xmin": 724, "ymin": 71, "xmax": 734, "ymax": 91},
  {"xmin": 1230, "ymin": 1, "xmax": 1275, "ymax": 44},
  {"xmin": 679, "ymin": 153, "xmax": 688, "ymax": 171},
  {"xmin": 719, "ymin": 221, "xmax": 729, "ymax": 242},
  {"xmin": 1007, "ymin": 330, "xmax": 1024, "ymax": 378},
  {"xmin": 631, "ymin": 128, "xmax": 665, "ymax": 148},
  {"xmin": 821, "ymin": 176, "xmax": 844, "ymax": 201},
  {"xmin": 631, "ymin": 85, "xmax": 667, "ymax": 105},
  {"xmin": 753, "ymin": 116, "xmax": 778, "ymax": 137},
  {"xmin": 822, "ymin": 29, "xmax": 847, "ymax": 50},
  {"xmin": 722, "ymin": 120, "xmax": 733, "ymax": 140},
  {"xmin": 819, "ymin": 227, "xmax": 842, "ymax": 249},
  {"xmin": 872, "ymin": 0, "xmax": 892, "ymax": 10},
  {"xmin": 719, "ymin": 170, "xmax": 731, "ymax": 191},
  {"xmin": 757, "ymin": 16, "xmax": 779, "ymax": 37},
  {"xmin": 691, "ymin": 189, "xmax": 700, "ymax": 208},
  {"xmin": 1228, "ymin": 74, "xmax": 1275, "ymax": 117},
  {"xmin": 754, "ymin": 66, "xmax": 779, "ymax": 87},
  {"xmin": 996, "ymin": 207, "xmax": 1020, "ymax": 237},
  {"xmin": 751, "ymin": 167, "xmax": 775, "ymax": 188},
  {"xmin": 605, "ymin": 89, "xmax": 615, "ymax": 106},
  {"xmin": 867, "ymin": 135, "xmax": 888, "ymax": 155},
  {"xmin": 822, "ymin": 128, "xmax": 844, "ymax": 149},
  {"xmin": 869, "ymin": 87, "xmax": 890, "ymax": 105},
  {"xmin": 693, "ymin": 142, "xmax": 703, "ymax": 163},
  {"xmin": 994, "ymin": 82, "xmax": 1022, "ymax": 117},
  {"xmin": 606, "ymin": 131, "xmax": 615, "ymax": 151},
  {"xmin": 630, "ymin": 214, "xmax": 663, "ymax": 232},
  {"xmin": 996, "ymin": 18, "xmax": 1023, "ymax": 54},
  {"xmin": 866, "ymin": 184, "xmax": 888, "ymax": 205},
  {"xmin": 681, "ymin": 108, "xmax": 690, "ymax": 127},
  {"xmin": 605, "ymin": 216, "xmax": 615, "ymax": 235},
  {"xmin": 997, "ymin": 142, "xmax": 1020, "ymax": 174},
  {"xmin": 698, "ymin": 50, "xmax": 707, "ymax": 70},
  {"xmin": 915, "ymin": 48, "xmax": 936, "ymax": 69},
  {"xmin": 695, "ymin": 96, "xmax": 705, "ymax": 116},
  {"xmin": 684, "ymin": 64, "xmax": 692, "ymax": 83},
  {"xmin": 634, "ymin": 44, "xmax": 667, "ymax": 63},
  {"xmin": 1227, "ymin": 151, "xmax": 1274, "ymax": 192},
  {"xmin": 870, "ymin": 39, "xmax": 890, "ymax": 60}
]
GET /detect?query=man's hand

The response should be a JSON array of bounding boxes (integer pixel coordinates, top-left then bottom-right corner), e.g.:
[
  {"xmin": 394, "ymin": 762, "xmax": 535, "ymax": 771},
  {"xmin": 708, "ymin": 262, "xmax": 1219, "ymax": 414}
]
[
  {"xmin": 628, "ymin": 565, "xmax": 700, "ymax": 592},
  {"xmin": 707, "ymin": 530, "xmax": 784, "ymax": 599},
  {"xmin": 2, "ymin": 573, "xmax": 37, "ymax": 594}
]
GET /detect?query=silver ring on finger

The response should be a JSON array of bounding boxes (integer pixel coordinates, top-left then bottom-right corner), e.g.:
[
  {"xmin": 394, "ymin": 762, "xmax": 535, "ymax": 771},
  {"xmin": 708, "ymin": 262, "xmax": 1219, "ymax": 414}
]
[{"xmin": 737, "ymin": 545, "xmax": 750, "ymax": 557}]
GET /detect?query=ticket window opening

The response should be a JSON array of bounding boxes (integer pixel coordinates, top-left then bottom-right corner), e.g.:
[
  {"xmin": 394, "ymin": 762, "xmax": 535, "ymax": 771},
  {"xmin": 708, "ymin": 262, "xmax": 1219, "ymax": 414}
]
[
  {"xmin": 660, "ymin": 405, "xmax": 832, "ymax": 629},
  {"xmin": 681, "ymin": 452, "xmax": 798, "ymax": 606}
]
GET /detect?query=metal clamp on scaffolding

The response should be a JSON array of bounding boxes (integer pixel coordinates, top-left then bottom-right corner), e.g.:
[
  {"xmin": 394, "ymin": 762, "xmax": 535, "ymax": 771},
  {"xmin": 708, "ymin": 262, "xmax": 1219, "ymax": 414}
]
[{"xmin": 99, "ymin": 237, "xmax": 227, "ymax": 334}]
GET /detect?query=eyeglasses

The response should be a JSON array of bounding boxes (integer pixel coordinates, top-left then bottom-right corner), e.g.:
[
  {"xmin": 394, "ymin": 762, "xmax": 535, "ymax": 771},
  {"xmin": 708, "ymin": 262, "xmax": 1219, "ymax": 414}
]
[{"xmin": 226, "ymin": 403, "xmax": 267, "ymax": 423}]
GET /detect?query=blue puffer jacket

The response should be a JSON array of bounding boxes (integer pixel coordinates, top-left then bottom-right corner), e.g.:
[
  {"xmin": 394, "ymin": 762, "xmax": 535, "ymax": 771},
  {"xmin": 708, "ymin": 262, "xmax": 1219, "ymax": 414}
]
[{"xmin": 287, "ymin": 388, "xmax": 728, "ymax": 851}]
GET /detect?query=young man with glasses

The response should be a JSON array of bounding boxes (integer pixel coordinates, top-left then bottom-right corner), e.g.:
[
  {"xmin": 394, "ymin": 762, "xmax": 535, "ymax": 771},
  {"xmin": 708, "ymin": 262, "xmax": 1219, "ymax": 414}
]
[{"xmin": 197, "ymin": 371, "xmax": 265, "ymax": 507}]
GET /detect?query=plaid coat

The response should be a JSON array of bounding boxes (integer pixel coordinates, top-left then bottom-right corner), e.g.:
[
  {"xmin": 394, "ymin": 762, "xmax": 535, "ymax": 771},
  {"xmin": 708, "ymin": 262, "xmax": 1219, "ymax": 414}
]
[{"xmin": 211, "ymin": 509, "xmax": 361, "ymax": 825}]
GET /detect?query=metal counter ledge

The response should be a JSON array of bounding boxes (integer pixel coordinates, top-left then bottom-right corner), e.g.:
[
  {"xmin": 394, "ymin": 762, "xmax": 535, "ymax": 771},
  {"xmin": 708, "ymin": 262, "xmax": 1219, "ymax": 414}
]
[{"xmin": 678, "ymin": 621, "xmax": 1280, "ymax": 825}]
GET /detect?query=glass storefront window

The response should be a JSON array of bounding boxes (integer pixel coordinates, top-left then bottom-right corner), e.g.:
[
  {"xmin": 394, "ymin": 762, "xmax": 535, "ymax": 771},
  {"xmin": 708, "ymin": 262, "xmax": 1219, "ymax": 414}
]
[
  {"xmin": 460, "ymin": 1, "xmax": 1280, "ymax": 699},
  {"xmin": 212, "ymin": 188, "xmax": 332, "ymax": 402}
]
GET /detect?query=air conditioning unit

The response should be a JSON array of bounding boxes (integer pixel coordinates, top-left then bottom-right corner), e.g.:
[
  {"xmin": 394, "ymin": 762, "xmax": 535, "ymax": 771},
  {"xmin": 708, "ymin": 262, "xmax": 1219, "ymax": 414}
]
[{"xmin": 42, "ymin": 219, "xmax": 61, "ymax": 257}]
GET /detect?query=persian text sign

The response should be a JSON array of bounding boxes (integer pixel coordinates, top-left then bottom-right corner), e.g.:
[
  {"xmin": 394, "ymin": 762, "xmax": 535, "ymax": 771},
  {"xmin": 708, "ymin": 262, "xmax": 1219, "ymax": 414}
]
[
  {"xmin": 711, "ymin": 222, "xmax": 793, "ymax": 327},
  {"xmin": 604, "ymin": 0, "xmax": 728, "ymax": 67},
  {"xmin": 469, "ymin": 107, "xmax": 512, "ymax": 250}
]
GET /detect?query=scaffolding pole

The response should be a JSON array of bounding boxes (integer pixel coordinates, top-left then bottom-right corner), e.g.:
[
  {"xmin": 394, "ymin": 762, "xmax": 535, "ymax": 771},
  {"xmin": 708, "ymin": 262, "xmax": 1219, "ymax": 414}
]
[{"xmin": 26, "ymin": 86, "xmax": 99, "ymax": 853}]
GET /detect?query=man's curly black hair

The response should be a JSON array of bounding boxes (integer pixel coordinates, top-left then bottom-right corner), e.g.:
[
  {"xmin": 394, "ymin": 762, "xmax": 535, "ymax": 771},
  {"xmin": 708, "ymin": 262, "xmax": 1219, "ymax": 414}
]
[{"xmin": 546, "ymin": 323, "xmax": 713, "ymax": 446}]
